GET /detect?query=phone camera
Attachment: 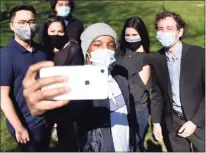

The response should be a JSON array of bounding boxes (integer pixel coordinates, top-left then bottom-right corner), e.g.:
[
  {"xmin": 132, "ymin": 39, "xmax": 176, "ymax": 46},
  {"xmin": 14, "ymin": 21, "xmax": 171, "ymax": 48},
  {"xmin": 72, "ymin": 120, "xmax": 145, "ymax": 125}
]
[
  {"xmin": 85, "ymin": 80, "xmax": 90, "ymax": 85},
  {"xmin": 101, "ymin": 69, "xmax": 104, "ymax": 73}
]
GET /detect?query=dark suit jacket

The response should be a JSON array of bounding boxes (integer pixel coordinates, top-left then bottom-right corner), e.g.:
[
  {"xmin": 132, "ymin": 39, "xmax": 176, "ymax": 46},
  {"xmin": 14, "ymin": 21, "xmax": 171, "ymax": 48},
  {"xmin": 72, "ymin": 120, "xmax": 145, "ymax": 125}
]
[{"xmin": 147, "ymin": 43, "xmax": 205, "ymax": 140}]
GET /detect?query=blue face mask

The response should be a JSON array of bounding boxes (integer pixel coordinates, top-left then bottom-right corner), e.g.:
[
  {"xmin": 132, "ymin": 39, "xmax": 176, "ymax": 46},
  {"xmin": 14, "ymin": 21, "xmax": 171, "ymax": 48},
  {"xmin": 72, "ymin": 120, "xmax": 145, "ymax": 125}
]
[
  {"xmin": 156, "ymin": 31, "xmax": 179, "ymax": 47},
  {"xmin": 56, "ymin": 7, "xmax": 71, "ymax": 17},
  {"xmin": 125, "ymin": 36, "xmax": 141, "ymax": 43},
  {"xmin": 89, "ymin": 49, "xmax": 116, "ymax": 68}
]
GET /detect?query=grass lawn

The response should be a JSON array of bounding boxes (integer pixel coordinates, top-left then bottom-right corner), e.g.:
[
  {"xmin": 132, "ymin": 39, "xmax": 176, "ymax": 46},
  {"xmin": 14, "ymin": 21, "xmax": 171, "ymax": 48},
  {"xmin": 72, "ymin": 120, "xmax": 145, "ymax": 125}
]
[{"xmin": 0, "ymin": 0, "xmax": 204, "ymax": 151}]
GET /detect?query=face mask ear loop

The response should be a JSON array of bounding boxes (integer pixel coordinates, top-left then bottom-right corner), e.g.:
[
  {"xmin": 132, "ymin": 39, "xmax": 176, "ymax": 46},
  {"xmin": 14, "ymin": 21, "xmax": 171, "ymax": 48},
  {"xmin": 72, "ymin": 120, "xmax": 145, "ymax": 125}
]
[
  {"xmin": 173, "ymin": 29, "xmax": 180, "ymax": 46},
  {"xmin": 86, "ymin": 53, "xmax": 91, "ymax": 64},
  {"xmin": 86, "ymin": 52, "xmax": 95, "ymax": 66},
  {"xmin": 86, "ymin": 52, "xmax": 91, "ymax": 59},
  {"xmin": 106, "ymin": 52, "xmax": 111, "ymax": 67}
]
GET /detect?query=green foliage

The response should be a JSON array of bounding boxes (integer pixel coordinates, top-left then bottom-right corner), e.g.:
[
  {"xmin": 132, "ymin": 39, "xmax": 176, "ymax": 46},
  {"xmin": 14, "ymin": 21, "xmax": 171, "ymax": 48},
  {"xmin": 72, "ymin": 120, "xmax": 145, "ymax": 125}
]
[
  {"xmin": 1, "ymin": 1, "xmax": 204, "ymax": 49},
  {"xmin": 0, "ymin": 112, "xmax": 19, "ymax": 151}
]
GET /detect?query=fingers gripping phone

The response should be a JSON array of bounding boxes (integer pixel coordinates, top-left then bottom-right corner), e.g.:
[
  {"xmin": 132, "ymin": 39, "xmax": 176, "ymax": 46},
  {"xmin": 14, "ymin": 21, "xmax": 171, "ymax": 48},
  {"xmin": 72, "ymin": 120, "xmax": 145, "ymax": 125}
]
[{"xmin": 40, "ymin": 65, "xmax": 109, "ymax": 100}]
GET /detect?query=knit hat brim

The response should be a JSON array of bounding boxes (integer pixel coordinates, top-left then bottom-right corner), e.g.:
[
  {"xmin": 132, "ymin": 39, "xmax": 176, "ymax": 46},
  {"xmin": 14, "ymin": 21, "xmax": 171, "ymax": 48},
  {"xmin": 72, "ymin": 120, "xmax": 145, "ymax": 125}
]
[{"xmin": 80, "ymin": 23, "xmax": 118, "ymax": 60}]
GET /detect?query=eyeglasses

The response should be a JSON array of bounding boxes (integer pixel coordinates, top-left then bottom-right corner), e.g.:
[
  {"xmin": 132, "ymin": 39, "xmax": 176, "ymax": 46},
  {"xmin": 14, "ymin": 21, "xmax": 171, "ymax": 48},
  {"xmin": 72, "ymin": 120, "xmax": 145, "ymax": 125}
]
[{"xmin": 13, "ymin": 20, "xmax": 36, "ymax": 27}]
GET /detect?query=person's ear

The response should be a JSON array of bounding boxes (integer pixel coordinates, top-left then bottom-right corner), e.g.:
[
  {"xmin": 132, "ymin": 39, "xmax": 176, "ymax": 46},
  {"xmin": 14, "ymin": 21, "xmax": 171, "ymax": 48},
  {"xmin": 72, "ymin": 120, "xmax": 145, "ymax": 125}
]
[
  {"xmin": 86, "ymin": 53, "xmax": 91, "ymax": 64},
  {"xmin": 178, "ymin": 28, "xmax": 184, "ymax": 38},
  {"xmin": 10, "ymin": 22, "xmax": 15, "ymax": 32}
]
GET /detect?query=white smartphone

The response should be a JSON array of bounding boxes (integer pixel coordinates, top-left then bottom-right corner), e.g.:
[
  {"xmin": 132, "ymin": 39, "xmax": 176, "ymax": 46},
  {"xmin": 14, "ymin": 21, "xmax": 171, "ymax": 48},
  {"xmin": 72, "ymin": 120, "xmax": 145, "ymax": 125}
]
[{"xmin": 39, "ymin": 65, "xmax": 109, "ymax": 100}]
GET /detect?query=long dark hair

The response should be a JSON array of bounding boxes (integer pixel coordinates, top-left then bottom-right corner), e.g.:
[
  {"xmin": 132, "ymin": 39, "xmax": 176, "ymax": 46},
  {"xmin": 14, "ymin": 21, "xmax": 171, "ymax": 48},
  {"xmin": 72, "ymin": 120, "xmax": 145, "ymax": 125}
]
[
  {"xmin": 42, "ymin": 16, "xmax": 69, "ymax": 57},
  {"xmin": 117, "ymin": 16, "xmax": 150, "ymax": 57}
]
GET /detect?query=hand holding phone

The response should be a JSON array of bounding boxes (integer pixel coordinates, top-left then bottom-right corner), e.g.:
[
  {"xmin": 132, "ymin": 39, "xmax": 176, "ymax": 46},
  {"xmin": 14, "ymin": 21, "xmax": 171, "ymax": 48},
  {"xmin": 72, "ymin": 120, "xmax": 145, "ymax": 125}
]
[{"xmin": 40, "ymin": 65, "xmax": 109, "ymax": 100}]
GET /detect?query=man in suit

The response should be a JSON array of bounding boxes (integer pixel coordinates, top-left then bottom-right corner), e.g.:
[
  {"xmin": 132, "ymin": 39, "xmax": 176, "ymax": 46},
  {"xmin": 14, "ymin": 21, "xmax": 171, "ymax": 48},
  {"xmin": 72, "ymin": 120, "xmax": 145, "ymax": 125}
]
[{"xmin": 150, "ymin": 11, "xmax": 205, "ymax": 152}]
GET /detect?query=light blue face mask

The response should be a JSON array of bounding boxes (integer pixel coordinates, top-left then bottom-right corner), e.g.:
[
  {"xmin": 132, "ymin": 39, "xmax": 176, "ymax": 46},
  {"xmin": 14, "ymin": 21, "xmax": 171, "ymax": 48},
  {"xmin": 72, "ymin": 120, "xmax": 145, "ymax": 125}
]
[
  {"xmin": 56, "ymin": 7, "xmax": 71, "ymax": 17},
  {"xmin": 156, "ymin": 31, "xmax": 179, "ymax": 47},
  {"xmin": 125, "ymin": 36, "xmax": 141, "ymax": 43},
  {"xmin": 89, "ymin": 49, "xmax": 116, "ymax": 68}
]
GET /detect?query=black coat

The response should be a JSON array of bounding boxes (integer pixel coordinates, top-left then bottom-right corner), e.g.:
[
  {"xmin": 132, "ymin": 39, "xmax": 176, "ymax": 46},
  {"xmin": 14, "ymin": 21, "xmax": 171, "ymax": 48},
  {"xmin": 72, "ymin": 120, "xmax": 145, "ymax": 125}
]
[
  {"xmin": 71, "ymin": 68, "xmax": 139, "ymax": 152},
  {"xmin": 46, "ymin": 40, "xmax": 84, "ymax": 121},
  {"xmin": 147, "ymin": 43, "xmax": 205, "ymax": 140},
  {"xmin": 45, "ymin": 41, "xmax": 84, "ymax": 116},
  {"xmin": 53, "ymin": 41, "xmax": 84, "ymax": 66}
]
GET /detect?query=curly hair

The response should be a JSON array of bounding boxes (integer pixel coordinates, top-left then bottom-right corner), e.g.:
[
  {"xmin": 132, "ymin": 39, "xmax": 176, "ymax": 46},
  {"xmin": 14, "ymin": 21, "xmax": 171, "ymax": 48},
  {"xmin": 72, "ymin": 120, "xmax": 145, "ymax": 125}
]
[
  {"xmin": 50, "ymin": 0, "xmax": 75, "ymax": 13},
  {"xmin": 154, "ymin": 11, "xmax": 186, "ymax": 30}
]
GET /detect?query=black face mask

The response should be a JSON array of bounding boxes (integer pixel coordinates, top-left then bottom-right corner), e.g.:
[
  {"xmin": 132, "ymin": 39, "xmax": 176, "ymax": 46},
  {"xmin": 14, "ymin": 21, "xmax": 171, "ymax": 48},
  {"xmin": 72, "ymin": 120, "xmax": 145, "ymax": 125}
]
[
  {"xmin": 49, "ymin": 35, "xmax": 68, "ymax": 50},
  {"xmin": 126, "ymin": 41, "xmax": 142, "ymax": 52}
]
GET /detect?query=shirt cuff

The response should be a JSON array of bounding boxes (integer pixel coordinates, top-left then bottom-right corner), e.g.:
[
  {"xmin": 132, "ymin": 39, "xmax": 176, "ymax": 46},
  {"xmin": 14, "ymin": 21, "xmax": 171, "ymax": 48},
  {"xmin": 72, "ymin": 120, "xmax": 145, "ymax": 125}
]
[{"xmin": 153, "ymin": 123, "xmax": 160, "ymax": 125}]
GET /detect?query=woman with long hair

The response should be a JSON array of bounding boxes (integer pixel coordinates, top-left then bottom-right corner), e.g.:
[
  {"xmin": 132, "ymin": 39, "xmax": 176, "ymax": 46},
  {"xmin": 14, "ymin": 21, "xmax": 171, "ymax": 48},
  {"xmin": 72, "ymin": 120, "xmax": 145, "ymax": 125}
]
[
  {"xmin": 42, "ymin": 16, "xmax": 84, "ymax": 151},
  {"xmin": 42, "ymin": 16, "xmax": 84, "ymax": 65},
  {"xmin": 115, "ymin": 16, "xmax": 151, "ymax": 151}
]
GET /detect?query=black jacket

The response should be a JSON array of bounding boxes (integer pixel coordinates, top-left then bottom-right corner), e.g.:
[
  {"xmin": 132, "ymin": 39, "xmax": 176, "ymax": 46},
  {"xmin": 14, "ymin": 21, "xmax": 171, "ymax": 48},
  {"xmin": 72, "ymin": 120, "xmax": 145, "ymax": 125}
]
[
  {"xmin": 46, "ymin": 41, "xmax": 84, "ymax": 124},
  {"xmin": 147, "ymin": 43, "xmax": 205, "ymax": 140},
  {"xmin": 38, "ymin": 15, "xmax": 84, "ymax": 45},
  {"xmin": 53, "ymin": 41, "xmax": 84, "ymax": 66},
  {"xmin": 72, "ymin": 67, "xmax": 139, "ymax": 152}
]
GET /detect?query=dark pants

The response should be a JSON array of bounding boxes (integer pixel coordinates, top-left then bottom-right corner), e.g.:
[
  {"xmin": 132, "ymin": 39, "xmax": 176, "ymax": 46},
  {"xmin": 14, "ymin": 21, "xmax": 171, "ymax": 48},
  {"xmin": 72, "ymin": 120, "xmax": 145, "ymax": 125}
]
[
  {"xmin": 49, "ymin": 106, "xmax": 78, "ymax": 152},
  {"xmin": 168, "ymin": 112, "xmax": 205, "ymax": 152},
  {"xmin": 136, "ymin": 107, "xmax": 149, "ymax": 151},
  {"xmin": 11, "ymin": 122, "xmax": 53, "ymax": 152},
  {"xmin": 55, "ymin": 119, "xmax": 78, "ymax": 151}
]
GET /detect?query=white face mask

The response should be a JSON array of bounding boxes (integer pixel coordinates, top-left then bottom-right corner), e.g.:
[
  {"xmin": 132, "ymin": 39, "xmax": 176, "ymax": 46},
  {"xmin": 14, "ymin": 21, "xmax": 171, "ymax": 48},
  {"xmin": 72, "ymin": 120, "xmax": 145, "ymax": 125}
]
[
  {"xmin": 56, "ymin": 7, "xmax": 71, "ymax": 17},
  {"xmin": 156, "ymin": 31, "xmax": 179, "ymax": 47},
  {"xmin": 89, "ymin": 49, "xmax": 116, "ymax": 68},
  {"xmin": 125, "ymin": 36, "xmax": 141, "ymax": 43}
]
